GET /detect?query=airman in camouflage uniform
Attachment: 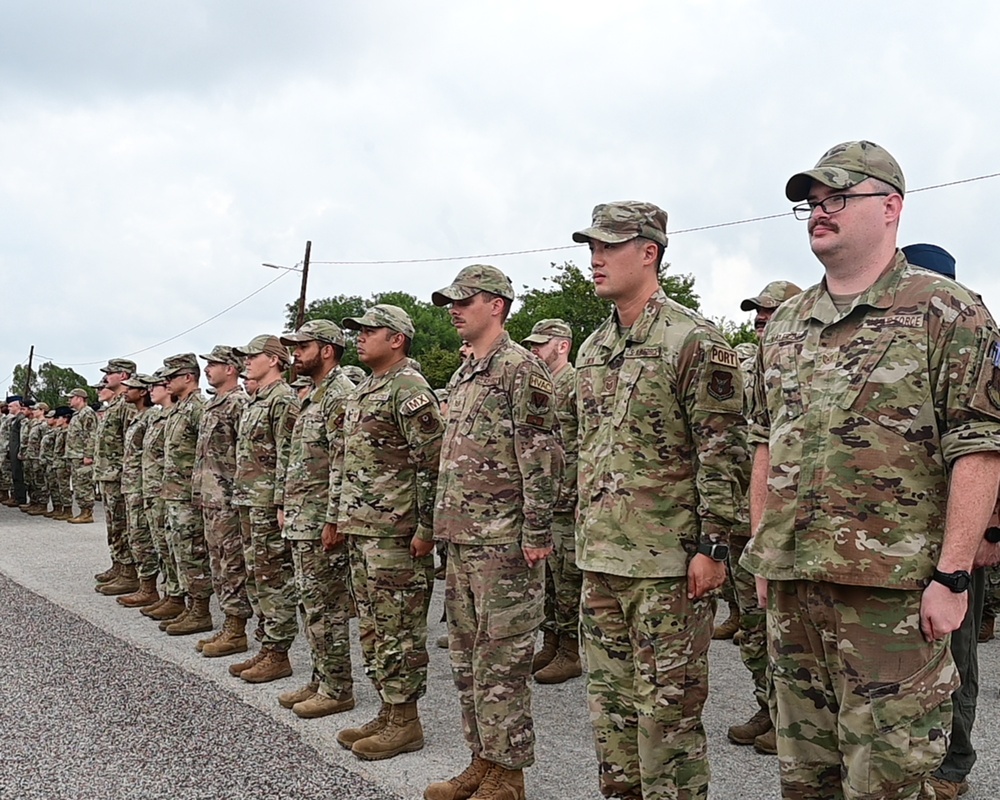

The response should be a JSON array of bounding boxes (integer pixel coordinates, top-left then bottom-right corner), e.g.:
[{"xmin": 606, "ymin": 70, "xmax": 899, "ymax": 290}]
[
  {"xmin": 22, "ymin": 404, "xmax": 49, "ymax": 514},
  {"xmin": 521, "ymin": 318, "xmax": 583, "ymax": 686},
  {"xmin": 48, "ymin": 407, "xmax": 73, "ymax": 519},
  {"xmin": 65, "ymin": 388, "xmax": 97, "ymax": 523},
  {"xmin": 159, "ymin": 354, "xmax": 213, "ymax": 636},
  {"xmin": 35, "ymin": 409, "xmax": 58, "ymax": 516},
  {"xmin": 107, "ymin": 376, "xmax": 161, "ymax": 604},
  {"xmin": 0, "ymin": 402, "xmax": 11, "ymax": 505},
  {"xmin": 276, "ymin": 320, "xmax": 356, "ymax": 718},
  {"xmin": 229, "ymin": 334, "xmax": 300, "ymax": 684},
  {"xmin": 192, "ymin": 346, "xmax": 252, "ymax": 658},
  {"xmin": 425, "ymin": 265, "xmax": 562, "ymax": 800},
  {"xmin": 139, "ymin": 371, "xmax": 185, "ymax": 621},
  {"xmin": 743, "ymin": 141, "xmax": 1000, "ymax": 800},
  {"xmin": 334, "ymin": 305, "xmax": 443, "ymax": 760},
  {"xmin": 573, "ymin": 202, "xmax": 747, "ymax": 800},
  {"xmin": 93, "ymin": 358, "xmax": 138, "ymax": 588}
]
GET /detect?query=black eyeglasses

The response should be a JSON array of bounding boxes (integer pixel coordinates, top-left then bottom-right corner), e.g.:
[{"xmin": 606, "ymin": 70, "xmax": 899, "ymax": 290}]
[{"xmin": 792, "ymin": 192, "xmax": 891, "ymax": 220}]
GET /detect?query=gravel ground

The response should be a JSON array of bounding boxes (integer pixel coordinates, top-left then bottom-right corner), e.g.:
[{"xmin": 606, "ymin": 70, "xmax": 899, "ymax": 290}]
[{"xmin": 1, "ymin": 503, "xmax": 998, "ymax": 799}]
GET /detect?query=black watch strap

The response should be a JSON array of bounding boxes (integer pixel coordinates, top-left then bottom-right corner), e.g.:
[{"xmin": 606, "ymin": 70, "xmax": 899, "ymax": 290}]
[
  {"xmin": 697, "ymin": 542, "xmax": 729, "ymax": 562},
  {"xmin": 932, "ymin": 568, "xmax": 971, "ymax": 593}
]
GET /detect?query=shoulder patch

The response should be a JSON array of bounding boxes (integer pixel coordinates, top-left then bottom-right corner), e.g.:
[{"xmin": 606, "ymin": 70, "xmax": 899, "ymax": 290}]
[
  {"xmin": 528, "ymin": 374, "xmax": 553, "ymax": 394},
  {"xmin": 402, "ymin": 394, "xmax": 432, "ymax": 415},
  {"xmin": 709, "ymin": 345, "xmax": 739, "ymax": 369}
]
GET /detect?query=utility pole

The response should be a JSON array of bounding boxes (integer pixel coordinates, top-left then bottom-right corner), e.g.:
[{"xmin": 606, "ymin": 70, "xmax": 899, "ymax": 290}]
[
  {"xmin": 23, "ymin": 345, "xmax": 34, "ymax": 399},
  {"xmin": 296, "ymin": 240, "xmax": 312, "ymax": 331}
]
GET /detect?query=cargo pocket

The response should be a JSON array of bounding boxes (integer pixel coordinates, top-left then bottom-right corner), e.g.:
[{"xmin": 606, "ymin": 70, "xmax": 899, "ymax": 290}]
[{"xmin": 486, "ymin": 591, "xmax": 544, "ymax": 640}]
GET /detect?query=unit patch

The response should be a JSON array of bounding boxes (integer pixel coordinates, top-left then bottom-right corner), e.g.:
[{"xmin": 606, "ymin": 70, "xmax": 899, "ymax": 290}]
[
  {"xmin": 709, "ymin": 345, "xmax": 739, "ymax": 369},
  {"xmin": 402, "ymin": 394, "xmax": 431, "ymax": 415},
  {"xmin": 707, "ymin": 369, "xmax": 735, "ymax": 401}
]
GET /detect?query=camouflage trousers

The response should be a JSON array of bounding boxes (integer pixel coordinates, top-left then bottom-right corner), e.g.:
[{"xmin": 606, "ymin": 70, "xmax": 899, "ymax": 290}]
[
  {"xmin": 446, "ymin": 541, "xmax": 544, "ymax": 770},
  {"xmin": 291, "ymin": 538, "xmax": 354, "ymax": 700},
  {"xmin": 202, "ymin": 505, "xmax": 251, "ymax": 619},
  {"xmin": 124, "ymin": 492, "xmax": 158, "ymax": 579},
  {"xmin": 165, "ymin": 499, "xmax": 212, "ymax": 600},
  {"xmin": 26, "ymin": 459, "xmax": 47, "ymax": 506},
  {"xmin": 767, "ymin": 580, "xmax": 957, "ymax": 800},
  {"xmin": 71, "ymin": 461, "xmax": 95, "ymax": 511},
  {"xmin": 580, "ymin": 571, "xmax": 713, "ymax": 800},
  {"xmin": 238, "ymin": 506, "xmax": 296, "ymax": 650},
  {"xmin": 540, "ymin": 512, "xmax": 583, "ymax": 638},
  {"xmin": 350, "ymin": 535, "xmax": 433, "ymax": 705},
  {"xmin": 49, "ymin": 460, "xmax": 71, "ymax": 510},
  {"xmin": 0, "ymin": 455, "xmax": 10, "ymax": 490},
  {"xmin": 100, "ymin": 480, "xmax": 131, "ymax": 566},
  {"xmin": 146, "ymin": 497, "xmax": 181, "ymax": 598},
  {"xmin": 730, "ymin": 534, "xmax": 768, "ymax": 708},
  {"xmin": 983, "ymin": 565, "xmax": 1000, "ymax": 616}
]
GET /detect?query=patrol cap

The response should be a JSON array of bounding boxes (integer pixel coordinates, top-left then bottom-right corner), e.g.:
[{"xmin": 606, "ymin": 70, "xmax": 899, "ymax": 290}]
[
  {"xmin": 735, "ymin": 342, "xmax": 758, "ymax": 360},
  {"xmin": 143, "ymin": 368, "xmax": 171, "ymax": 386},
  {"xmin": 432, "ymin": 265, "xmax": 515, "ymax": 306},
  {"xmin": 122, "ymin": 374, "xmax": 153, "ymax": 389},
  {"xmin": 45, "ymin": 409, "xmax": 55, "ymax": 419},
  {"xmin": 90, "ymin": 379, "xmax": 107, "ymax": 389},
  {"xmin": 902, "ymin": 243, "xmax": 956, "ymax": 279},
  {"xmin": 521, "ymin": 318, "xmax": 573, "ymax": 345},
  {"xmin": 100, "ymin": 358, "xmax": 137, "ymax": 375},
  {"xmin": 160, "ymin": 353, "xmax": 200, "ymax": 378},
  {"xmin": 572, "ymin": 201, "xmax": 669, "ymax": 247},
  {"xmin": 785, "ymin": 140, "xmax": 905, "ymax": 202},
  {"xmin": 279, "ymin": 319, "xmax": 346, "ymax": 348},
  {"xmin": 199, "ymin": 345, "xmax": 243, "ymax": 369},
  {"xmin": 290, "ymin": 376, "xmax": 313, "ymax": 389},
  {"xmin": 341, "ymin": 365, "xmax": 367, "ymax": 385},
  {"xmin": 66, "ymin": 388, "xmax": 89, "ymax": 399},
  {"xmin": 740, "ymin": 281, "xmax": 803, "ymax": 311},
  {"xmin": 342, "ymin": 304, "xmax": 415, "ymax": 338},
  {"xmin": 234, "ymin": 334, "xmax": 291, "ymax": 365},
  {"xmin": 54, "ymin": 406, "xmax": 73, "ymax": 419},
  {"xmin": 36, "ymin": 402, "xmax": 50, "ymax": 413}
]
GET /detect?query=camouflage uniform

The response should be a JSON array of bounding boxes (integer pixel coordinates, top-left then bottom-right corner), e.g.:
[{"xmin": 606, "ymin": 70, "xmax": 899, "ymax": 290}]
[
  {"xmin": 161, "ymin": 388, "xmax": 210, "ymax": 599},
  {"xmin": 38, "ymin": 422, "xmax": 57, "ymax": 510},
  {"xmin": 335, "ymin": 329, "xmax": 443, "ymax": 706},
  {"xmin": 279, "ymin": 347, "xmax": 356, "ymax": 701},
  {"xmin": 193, "ymin": 381, "xmax": 251, "ymax": 619},
  {"xmin": 94, "ymin": 393, "xmax": 136, "ymax": 565},
  {"xmin": 122, "ymin": 406, "xmax": 158, "ymax": 578},
  {"xmin": 742, "ymin": 250, "xmax": 1000, "ymax": 799},
  {"xmin": 0, "ymin": 412, "xmax": 11, "ymax": 494},
  {"xmin": 66, "ymin": 402, "xmax": 97, "ymax": 513},
  {"xmin": 50, "ymin": 425, "xmax": 71, "ymax": 512},
  {"xmin": 24, "ymin": 417, "xmax": 46, "ymax": 507},
  {"xmin": 142, "ymin": 405, "xmax": 180, "ymax": 598},
  {"xmin": 434, "ymin": 325, "xmax": 562, "ymax": 770},
  {"xmin": 235, "ymin": 377, "xmax": 300, "ymax": 651},
  {"xmin": 575, "ymin": 282, "xmax": 747, "ymax": 800}
]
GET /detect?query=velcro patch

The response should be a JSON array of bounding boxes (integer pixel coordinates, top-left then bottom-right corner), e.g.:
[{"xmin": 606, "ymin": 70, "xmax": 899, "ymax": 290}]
[
  {"xmin": 709, "ymin": 345, "xmax": 739, "ymax": 369},
  {"xmin": 625, "ymin": 346, "xmax": 660, "ymax": 359},
  {"xmin": 528, "ymin": 374, "xmax": 553, "ymax": 394},
  {"xmin": 402, "ymin": 394, "xmax": 431, "ymax": 415}
]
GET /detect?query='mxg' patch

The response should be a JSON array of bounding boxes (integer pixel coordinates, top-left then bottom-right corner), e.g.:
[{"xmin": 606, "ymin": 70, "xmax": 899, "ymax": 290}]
[
  {"xmin": 402, "ymin": 394, "xmax": 431, "ymax": 415},
  {"xmin": 709, "ymin": 345, "xmax": 739, "ymax": 369},
  {"xmin": 529, "ymin": 374, "xmax": 553, "ymax": 394},
  {"xmin": 708, "ymin": 369, "xmax": 735, "ymax": 401}
]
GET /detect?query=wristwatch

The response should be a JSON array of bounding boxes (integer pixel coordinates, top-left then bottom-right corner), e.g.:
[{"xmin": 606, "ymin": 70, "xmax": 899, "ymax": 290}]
[
  {"xmin": 931, "ymin": 568, "xmax": 971, "ymax": 593},
  {"xmin": 697, "ymin": 542, "xmax": 730, "ymax": 562}
]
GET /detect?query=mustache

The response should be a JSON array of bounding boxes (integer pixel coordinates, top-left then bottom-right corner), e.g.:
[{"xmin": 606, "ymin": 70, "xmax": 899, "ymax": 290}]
[{"xmin": 809, "ymin": 219, "xmax": 838, "ymax": 235}]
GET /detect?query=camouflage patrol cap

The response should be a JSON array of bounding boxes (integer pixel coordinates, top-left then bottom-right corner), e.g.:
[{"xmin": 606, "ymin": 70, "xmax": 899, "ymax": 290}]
[
  {"xmin": 341, "ymin": 365, "xmax": 367, "ymax": 385},
  {"xmin": 572, "ymin": 201, "xmax": 669, "ymax": 248},
  {"xmin": 199, "ymin": 345, "xmax": 243, "ymax": 369},
  {"xmin": 521, "ymin": 318, "xmax": 573, "ymax": 345},
  {"xmin": 280, "ymin": 319, "xmax": 347, "ymax": 348},
  {"xmin": 143, "ymin": 367, "xmax": 171, "ymax": 386},
  {"xmin": 160, "ymin": 353, "xmax": 200, "ymax": 378},
  {"xmin": 342, "ymin": 304, "xmax": 416, "ymax": 338},
  {"xmin": 90, "ymin": 379, "xmax": 106, "ymax": 389},
  {"xmin": 36, "ymin": 402, "xmax": 50, "ymax": 413},
  {"xmin": 740, "ymin": 280, "xmax": 803, "ymax": 311},
  {"xmin": 785, "ymin": 140, "xmax": 905, "ymax": 202},
  {"xmin": 122, "ymin": 374, "xmax": 154, "ymax": 389},
  {"xmin": 432, "ymin": 264, "xmax": 515, "ymax": 306},
  {"xmin": 735, "ymin": 342, "xmax": 758, "ymax": 360},
  {"xmin": 100, "ymin": 358, "xmax": 137, "ymax": 375},
  {"xmin": 67, "ymin": 388, "xmax": 89, "ymax": 399},
  {"xmin": 45, "ymin": 409, "xmax": 55, "ymax": 418},
  {"xmin": 290, "ymin": 376, "xmax": 313, "ymax": 389},
  {"xmin": 234, "ymin": 334, "xmax": 291, "ymax": 366}
]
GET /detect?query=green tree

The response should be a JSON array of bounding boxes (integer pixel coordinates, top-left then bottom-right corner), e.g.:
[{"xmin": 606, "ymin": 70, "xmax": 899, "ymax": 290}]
[
  {"xmin": 713, "ymin": 317, "xmax": 758, "ymax": 347},
  {"xmin": 11, "ymin": 362, "xmax": 93, "ymax": 407},
  {"xmin": 506, "ymin": 261, "xmax": 700, "ymax": 361}
]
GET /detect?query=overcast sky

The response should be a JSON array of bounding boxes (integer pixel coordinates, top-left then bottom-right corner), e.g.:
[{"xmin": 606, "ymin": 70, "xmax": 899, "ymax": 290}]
[{"xmin": 3, "ymin": 1, "xmax": 999, "ymax": 390}]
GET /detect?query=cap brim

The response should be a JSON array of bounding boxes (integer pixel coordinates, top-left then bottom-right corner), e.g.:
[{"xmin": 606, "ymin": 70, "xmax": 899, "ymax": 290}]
[
  {"xmin": 521, "ymin": 334, "xmax": 551, "ymax": 345},
  {"xmin": 232, "ymin": 348, "xmax": 259, "ymax": 358},
  {"xmin": 740, "ymin": 297, "xmax": 762, "ymax": 312},
  {"xmin": 572, "ymin": 227, "xmax": 640, "ymax": 245},
  {"xmin": 785, "ymin": 168, "xmax": 868, "ymax": 201},
  {"xmin": 431, "ymin": 284, "xmax": 481, "ymax": 307},
  {"xmin": 341, "ymin": 317, "xmax": 367, "ymax": 331},
  {"xmin": 278, "ymin": 332, "xmax": 314, "ymax": 344}
]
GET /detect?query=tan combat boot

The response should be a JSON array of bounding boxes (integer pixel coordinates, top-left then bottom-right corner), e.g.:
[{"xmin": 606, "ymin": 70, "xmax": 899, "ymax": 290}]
[
  {"xmin": 42, "ymin": 506, "xmax": 60, "ymax": 518},
  {"xmin": 713, "ymin": 602, "xmax": 741, "ymax": 640},
  {"xmin": 337, "ymin": 702, "xmax": 390, "ymax": 748},
  {"xmin": 159, "ymin": 597, "xmax": 191, "ymax": 630},
  {"xmin": 530, "ymin": 630, "xmax": 559, "ymax": 674},
  {"xmin": 166, "ymin": 597, "xmax": 213, "ymax": 636},
  {"xmin": 147, "ymin": 595, "xmax": 186, "ymax": 621},
  {"xmin": 69, "ymin": 508, "xmax": 95, "ymax": 524},
  {"xmin": 279, "ymin": 681, "xmax": 319, "ymax": 710},
  {"xmin": 239, "ymin": 647, "xmax": 292, "ymax": 683},
  {"xmin": 139, "ymin": 594, "xmax": 167, "ymax": 616},
  {"xmin": 468, "ymin": 763, "xmax": 524, "ymax": 800},
  {"xmin": 27, "ymin": 504, "xmax": 50, "ymax": 516},
  {"xmin": 534, "ymin": 634, "xmax": 583, "ymax": 684},
  {"xmin": 925, "ymin": 776, "xmax": 969, "ymax": 800},
  {"xmin": 352, "ymin": 702, "xmax": 423, "ymax": 760},
  {"xmin": 117, "ymin": 577, "xmax": 159, "ymax": 608},
  {"xmin": 94, "ymin": 562, "xmax": 120, "ymax": 585},
  {"xmin": 293, "ymin": 691, "xmax": 355, "ymax": 720},
  {"xmin": 727, "ymin": 707, "xmax": 772, "ymax": 745},
  {"xmin": 202, "ymin": 616, "xmax": 249, "ymax": 658},
  {"xmin": 52, "ymin": 506, "xmax": 73, "ymax": 521},
  {"xmin": 97, "ymin": 564, "xmax": 139, "ymax": 596},
  {"xmin": 424, "ymin": 754, "xmax": 491, "ymax": 800},
  {"xmin": 229, "ymin": 649, "xmax": 264, "ymax": 677},
  {"xmin": 754, "ymin": 727, "xmax": 777, "ymax": 755}
]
